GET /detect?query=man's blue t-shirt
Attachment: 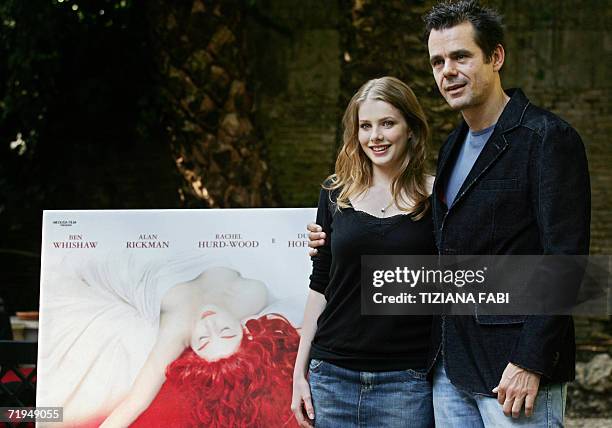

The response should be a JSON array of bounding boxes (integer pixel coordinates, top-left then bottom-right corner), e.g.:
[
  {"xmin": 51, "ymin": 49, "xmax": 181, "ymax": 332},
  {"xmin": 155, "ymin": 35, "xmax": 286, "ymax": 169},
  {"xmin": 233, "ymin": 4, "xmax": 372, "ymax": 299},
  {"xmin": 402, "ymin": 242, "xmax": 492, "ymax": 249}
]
[{"xmin": 445, "ymin": 124, "xmax": 496, "ymax": 207}]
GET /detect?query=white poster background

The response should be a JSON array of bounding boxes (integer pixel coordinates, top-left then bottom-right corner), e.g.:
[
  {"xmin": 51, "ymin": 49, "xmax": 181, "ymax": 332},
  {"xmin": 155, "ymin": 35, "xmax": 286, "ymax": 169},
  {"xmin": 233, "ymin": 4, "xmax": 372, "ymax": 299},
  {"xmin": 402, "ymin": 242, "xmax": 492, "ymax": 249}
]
[{"xmin": 36, "ymin": 208, "xmax": 315, "ymax": 426}]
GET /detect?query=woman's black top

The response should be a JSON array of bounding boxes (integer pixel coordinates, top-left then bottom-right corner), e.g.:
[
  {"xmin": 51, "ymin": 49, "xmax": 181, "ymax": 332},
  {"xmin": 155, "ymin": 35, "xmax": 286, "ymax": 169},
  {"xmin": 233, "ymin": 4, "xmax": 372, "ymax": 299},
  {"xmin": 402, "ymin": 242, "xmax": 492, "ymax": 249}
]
[{"xmin": 309, "ymin": 188, "xmax": 437, "ymax": 371}]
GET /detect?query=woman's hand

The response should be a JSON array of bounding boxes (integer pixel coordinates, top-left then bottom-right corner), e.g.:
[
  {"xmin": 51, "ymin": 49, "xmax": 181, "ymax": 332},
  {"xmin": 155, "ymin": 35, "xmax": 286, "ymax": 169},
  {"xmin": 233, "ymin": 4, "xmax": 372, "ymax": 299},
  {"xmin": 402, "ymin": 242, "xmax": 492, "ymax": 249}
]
[
  {"xmin": 292, "ymin": 290, "xmax": 326, "ymax": 427},
  {"xmin": 99, "ymin": 414, "xmax": 124, "ymax": 428},
  {"xmin": 291, "ymin": 375, "xmax": 315, "ymax": 428}
]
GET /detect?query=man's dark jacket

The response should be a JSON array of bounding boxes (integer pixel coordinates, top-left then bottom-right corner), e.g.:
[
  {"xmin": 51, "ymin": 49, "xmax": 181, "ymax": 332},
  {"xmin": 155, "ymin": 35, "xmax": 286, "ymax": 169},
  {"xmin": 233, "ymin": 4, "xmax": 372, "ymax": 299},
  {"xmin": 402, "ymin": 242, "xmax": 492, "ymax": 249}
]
[{"xmin": 431, "ymin": 89, "xmax": 591, "ymax": 395}]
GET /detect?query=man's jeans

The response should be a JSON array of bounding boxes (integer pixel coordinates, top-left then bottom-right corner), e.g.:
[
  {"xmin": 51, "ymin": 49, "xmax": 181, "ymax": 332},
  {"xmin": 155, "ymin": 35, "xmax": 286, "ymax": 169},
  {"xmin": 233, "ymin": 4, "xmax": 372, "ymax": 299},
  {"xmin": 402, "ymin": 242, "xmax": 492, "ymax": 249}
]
[
  {"xmin": 433, "ymin": 359, "xmax": 566, "ymax": 427},
  {"xmin": 309, "ymin": 358, "xmax": 434, "ymax": 428}
]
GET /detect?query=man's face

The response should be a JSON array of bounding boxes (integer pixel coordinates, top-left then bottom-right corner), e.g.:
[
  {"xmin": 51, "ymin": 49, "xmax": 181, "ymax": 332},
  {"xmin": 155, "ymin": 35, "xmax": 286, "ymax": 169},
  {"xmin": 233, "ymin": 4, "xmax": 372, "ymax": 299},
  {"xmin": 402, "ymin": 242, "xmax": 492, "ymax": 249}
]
[{"xmin": 428, "ymin": 22, "xmax": 498, "ymax": 112}]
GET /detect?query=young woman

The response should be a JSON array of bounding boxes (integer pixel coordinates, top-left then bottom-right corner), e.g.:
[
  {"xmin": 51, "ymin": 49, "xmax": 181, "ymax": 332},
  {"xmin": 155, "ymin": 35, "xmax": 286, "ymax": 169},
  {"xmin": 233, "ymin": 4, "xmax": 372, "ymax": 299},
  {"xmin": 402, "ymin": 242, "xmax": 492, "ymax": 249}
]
[{"xmin": 291, "ymin": 76, "xmax": 436, "ymax": 428}]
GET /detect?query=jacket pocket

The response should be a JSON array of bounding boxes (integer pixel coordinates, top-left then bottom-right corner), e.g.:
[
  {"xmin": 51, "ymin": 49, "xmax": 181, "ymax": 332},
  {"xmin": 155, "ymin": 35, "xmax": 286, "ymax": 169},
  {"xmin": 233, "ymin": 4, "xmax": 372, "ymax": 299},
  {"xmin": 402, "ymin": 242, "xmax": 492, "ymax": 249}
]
[
  {"xmin": 475, "ymin": 314, "xmax": 527, "ymax": 325},
  {"xmin": 478, "ymin": 178, "xmax": 519, "ymax": 191}
]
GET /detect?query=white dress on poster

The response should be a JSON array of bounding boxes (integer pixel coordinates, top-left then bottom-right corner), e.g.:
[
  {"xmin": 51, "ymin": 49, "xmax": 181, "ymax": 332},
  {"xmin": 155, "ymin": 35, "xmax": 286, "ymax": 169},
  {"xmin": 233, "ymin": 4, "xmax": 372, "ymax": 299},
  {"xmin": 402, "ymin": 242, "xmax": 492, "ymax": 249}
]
[{"xmin": 37, "ymin": 252, "xmax": 237, "ymax": 423}]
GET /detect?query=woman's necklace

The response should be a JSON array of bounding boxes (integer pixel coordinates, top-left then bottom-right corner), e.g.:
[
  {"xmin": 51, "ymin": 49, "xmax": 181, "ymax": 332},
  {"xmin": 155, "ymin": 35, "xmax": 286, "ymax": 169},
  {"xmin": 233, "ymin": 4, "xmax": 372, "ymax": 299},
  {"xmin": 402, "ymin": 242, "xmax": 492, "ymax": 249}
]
[{"xmin": 380, "ymin": 198, "xmax": 395, "ymax": 217}]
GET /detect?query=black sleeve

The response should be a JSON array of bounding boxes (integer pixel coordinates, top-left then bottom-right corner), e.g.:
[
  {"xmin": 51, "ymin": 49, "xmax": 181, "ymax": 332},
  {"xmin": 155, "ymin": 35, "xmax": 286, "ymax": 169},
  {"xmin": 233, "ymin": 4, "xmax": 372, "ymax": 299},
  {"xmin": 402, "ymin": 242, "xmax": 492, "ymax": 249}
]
[
  {"xmin": 510, "ymin": 123, "xmax": 590, "ymax": 377},
  {"xmin": 308, "ymin": 188, "xmax": 334, "ymax": 294}
]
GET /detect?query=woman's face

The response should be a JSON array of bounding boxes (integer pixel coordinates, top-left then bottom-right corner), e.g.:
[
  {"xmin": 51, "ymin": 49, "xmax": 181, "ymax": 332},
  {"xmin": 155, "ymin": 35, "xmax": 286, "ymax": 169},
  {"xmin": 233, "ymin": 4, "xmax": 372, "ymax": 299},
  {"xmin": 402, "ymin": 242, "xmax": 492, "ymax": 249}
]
[
  {"xmin": 357, "ymin": 99, "xmax": 411, "ymax": 173},
  {"xmin": 190, "ymin": 305, "xmax": 244, "ymax": 361}
]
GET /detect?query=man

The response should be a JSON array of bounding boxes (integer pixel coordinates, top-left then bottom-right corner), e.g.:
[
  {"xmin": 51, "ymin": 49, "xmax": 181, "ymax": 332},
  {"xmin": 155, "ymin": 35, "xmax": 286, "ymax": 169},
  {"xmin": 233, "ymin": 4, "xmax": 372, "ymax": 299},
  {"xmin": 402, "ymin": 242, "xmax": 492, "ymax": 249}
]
[{"xmin": 308, "ymin": 1, "xmax": 590, "ymax": 426}]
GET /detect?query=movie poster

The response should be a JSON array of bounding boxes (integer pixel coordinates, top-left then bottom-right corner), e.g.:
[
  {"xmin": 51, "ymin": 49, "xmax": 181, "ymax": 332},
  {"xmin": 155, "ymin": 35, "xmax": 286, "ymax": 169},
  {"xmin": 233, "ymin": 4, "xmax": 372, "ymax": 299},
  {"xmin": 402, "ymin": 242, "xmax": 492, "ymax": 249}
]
[{"xmin": 36, "ymin": 208, "xmax": 316, "ymax": 428}]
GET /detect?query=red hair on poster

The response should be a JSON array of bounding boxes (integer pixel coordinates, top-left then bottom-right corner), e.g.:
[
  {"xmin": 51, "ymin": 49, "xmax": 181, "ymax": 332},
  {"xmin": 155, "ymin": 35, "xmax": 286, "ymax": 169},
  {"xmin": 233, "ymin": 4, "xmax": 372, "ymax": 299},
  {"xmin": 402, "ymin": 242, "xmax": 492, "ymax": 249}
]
[{"xmin": 131, "ymin": 314, "xmax": 300, "ymax": 428}]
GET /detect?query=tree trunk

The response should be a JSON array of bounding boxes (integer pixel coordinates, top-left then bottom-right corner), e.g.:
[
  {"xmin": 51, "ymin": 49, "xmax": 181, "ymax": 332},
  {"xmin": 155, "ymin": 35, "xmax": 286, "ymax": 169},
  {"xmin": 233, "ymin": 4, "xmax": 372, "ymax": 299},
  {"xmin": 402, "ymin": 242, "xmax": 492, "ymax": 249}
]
[{"xmin": 148, "ymin": 0, "xmax": 275, "ymax": 207}]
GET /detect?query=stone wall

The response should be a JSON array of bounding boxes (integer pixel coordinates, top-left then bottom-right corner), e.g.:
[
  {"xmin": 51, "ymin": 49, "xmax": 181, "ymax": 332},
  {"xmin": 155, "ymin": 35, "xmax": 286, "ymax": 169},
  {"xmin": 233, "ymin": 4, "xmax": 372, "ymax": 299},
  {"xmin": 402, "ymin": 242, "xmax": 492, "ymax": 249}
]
[{"xmin": 247, "ymin": 0, "xmax": 342, "ymax": 207}]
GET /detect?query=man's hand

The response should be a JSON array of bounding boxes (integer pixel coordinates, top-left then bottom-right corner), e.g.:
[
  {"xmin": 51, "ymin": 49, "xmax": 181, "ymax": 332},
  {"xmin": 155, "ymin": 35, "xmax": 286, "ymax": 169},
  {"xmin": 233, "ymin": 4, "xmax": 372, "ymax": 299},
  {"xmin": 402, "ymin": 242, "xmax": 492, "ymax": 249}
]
[
  {"xmin": 307, "ymin": 223, "xmax": 326, "ymax": 256},
  {"xmin": 492, "ymin": 362, "xmax": 541, "ymax": 418},
  {"xmin": 291, "ymin": 376, "xmax": 315, "ymax": 428}
]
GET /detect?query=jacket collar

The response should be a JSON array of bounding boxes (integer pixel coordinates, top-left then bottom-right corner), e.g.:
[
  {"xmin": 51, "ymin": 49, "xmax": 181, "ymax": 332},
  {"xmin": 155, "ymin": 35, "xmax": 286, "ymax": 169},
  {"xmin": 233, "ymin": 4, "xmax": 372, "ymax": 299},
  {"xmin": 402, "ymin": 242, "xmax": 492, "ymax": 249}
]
[{"xmin": 496, "ymin": 88, "xmax": 530, "ymax": 134}]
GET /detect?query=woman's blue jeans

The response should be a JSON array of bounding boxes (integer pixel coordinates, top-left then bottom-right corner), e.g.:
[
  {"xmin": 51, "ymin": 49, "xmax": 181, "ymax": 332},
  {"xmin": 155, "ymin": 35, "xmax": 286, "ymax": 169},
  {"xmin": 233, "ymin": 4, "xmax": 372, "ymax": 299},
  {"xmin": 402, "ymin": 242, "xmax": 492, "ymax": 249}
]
[{"xmin": 308, "ymin": 358, "xmax": 434, "ymax": 428}]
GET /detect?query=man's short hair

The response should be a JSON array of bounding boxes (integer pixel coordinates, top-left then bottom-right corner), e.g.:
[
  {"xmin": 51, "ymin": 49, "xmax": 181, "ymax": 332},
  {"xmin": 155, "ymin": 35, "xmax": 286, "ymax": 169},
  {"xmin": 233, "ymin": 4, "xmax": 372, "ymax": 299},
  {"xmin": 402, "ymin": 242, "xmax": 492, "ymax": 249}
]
[{"xmin": 423, "ymin": 0, "xmax": 504, "ymax": 62}]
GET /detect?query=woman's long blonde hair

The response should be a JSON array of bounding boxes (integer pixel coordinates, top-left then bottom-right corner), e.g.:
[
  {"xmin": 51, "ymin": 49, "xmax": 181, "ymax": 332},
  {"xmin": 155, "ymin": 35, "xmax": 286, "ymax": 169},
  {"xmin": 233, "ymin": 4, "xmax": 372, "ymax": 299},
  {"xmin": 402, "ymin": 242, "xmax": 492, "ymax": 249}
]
[{"xmin": 324, "ymin": 76, "xmax": 430, "ymax": 219}]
